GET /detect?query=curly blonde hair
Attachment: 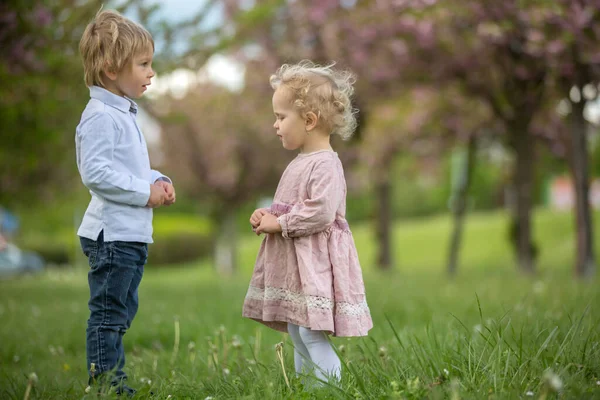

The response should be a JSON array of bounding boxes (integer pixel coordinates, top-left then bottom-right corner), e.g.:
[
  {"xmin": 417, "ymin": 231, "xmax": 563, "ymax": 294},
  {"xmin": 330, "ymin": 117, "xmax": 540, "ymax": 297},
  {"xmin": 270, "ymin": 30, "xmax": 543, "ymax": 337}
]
[
  {"xmin": 79, "ymin": 9, "xmax": 154, "ymax": 88},
  {"xmin": 269, "ymin": 60, "xmax": 358, "ymax": 140}
]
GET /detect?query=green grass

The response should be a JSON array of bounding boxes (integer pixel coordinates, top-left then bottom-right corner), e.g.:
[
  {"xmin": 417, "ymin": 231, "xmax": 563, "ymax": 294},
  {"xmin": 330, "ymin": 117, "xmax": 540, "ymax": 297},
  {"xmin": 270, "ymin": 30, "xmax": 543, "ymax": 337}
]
[{"xmin": 1, "ymin": 209, "xmax": 600, "ymax": 399}]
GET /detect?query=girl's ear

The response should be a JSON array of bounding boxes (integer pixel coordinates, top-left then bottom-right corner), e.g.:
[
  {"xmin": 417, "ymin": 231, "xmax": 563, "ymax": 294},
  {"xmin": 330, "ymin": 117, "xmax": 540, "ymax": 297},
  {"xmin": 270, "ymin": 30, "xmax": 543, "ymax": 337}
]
[{"xmin": 305, "ymin": 111, "xmax": 318, "ymax": 132}]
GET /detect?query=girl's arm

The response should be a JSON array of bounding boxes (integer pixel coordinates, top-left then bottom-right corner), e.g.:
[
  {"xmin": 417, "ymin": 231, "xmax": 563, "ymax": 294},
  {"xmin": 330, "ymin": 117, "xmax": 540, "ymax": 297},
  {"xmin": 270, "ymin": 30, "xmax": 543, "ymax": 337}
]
[{"xmin": 277, "ymin": 160, "xmax": 344, "ymax": 238}]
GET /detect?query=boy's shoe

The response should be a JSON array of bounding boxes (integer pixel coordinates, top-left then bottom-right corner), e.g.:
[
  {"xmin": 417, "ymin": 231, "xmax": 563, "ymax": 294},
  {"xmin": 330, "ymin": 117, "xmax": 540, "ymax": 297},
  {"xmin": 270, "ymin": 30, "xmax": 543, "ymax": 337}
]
[
  {"xmin": 113, "ymin": 383, "xmax": 137, "ymax": 397},
  {"xmin": 84, "ymin": 381, "xmax": 139, "ymax": 397}
]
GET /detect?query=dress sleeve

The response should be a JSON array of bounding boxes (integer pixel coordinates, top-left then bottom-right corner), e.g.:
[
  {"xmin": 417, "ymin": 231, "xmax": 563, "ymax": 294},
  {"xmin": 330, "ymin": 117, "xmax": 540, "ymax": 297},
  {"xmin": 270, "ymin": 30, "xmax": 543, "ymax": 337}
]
[{"xmin": 277, "ymin": 159, "xmax": 344, "ymax": 238}]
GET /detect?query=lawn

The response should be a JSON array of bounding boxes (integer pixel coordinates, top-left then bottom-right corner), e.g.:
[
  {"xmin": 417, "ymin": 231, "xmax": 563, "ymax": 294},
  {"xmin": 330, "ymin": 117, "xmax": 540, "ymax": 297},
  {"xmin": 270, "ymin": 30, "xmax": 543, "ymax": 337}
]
[{"xmin": 1, "ymin": 209, "xmax": 599, "ymax": 399}]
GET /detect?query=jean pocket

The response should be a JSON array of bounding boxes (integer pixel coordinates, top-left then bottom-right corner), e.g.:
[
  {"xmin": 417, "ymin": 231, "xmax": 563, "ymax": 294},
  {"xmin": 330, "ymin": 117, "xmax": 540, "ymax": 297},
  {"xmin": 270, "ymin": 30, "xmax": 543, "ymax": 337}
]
[
  {"xmin": 109, "ymin": 241, "xmax": 148, "ymax": 266},
  {"xmin": 80, "ymin": 237, "xmax": 99, "ymax": 269}
]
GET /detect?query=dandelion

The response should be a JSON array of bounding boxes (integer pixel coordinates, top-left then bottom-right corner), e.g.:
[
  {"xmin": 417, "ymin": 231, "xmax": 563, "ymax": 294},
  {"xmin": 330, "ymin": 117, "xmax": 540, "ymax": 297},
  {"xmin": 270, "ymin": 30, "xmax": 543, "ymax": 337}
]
[
  {"xmin": 167, "ymin": 396, "xmax": 172, "ymax": 399},
  {"xmin": 378, "ymin": 346, "xmax": 387, "ymax": 358},
  {"xmin": 85, "ymin": 386, "xmax": 92, "ymax": 394},
  {"xmin": 533, "ymin": 281, "xmax": 545, "ymax": 294},
  {"xmin": 275, "ymin": 342, "xmax": 291, "ymax": 390},
  {"xmin": 526, "ymin": 391, "xmax": 534, "ymax": 396},
  {"xmin": 596, "ymin": 380, "xmax": 600, "ymax": 386},
  {"xmin": 232, "ymin": 335, "xmax": 242, "ymax": 349},
  {"xmin": 188, "ymin": 341, "xmax": 196, "ymax": 351},
  {"xmin": 23, "ymin": 372, "xmax": 38, "ymax": 400},
  {"xmin": 223, "ymin": 368, "xmax": 230, "ymax": 375},
  {"xmin": 170, "ymin": 317, "xmax": 180, "ymax": 366},
  {"xmin": 543, "ymin": 369, "xmax": 563, "ymax": 392},
  {"xmin": 444, "ymin": 368, "xmax": 450, "ymax": 376},
  {"xmin": 204, "ymin": 397, "xmax": 214, "ymax": 400}
]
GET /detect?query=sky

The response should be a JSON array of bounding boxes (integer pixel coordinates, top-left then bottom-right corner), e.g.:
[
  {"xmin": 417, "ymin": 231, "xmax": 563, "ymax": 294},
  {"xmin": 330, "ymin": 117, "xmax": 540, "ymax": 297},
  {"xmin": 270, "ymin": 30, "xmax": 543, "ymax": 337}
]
[{"xmin": 112, "ymin": 0, "xmax": 246, "ymax": 146}]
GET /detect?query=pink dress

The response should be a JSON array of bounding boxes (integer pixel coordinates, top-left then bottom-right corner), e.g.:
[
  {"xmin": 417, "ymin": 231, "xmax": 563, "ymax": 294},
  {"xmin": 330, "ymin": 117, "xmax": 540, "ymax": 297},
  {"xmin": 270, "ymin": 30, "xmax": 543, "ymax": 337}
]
[{"xmin": 242, "ymin": 150, "xmax": 372, "ymax": 337}]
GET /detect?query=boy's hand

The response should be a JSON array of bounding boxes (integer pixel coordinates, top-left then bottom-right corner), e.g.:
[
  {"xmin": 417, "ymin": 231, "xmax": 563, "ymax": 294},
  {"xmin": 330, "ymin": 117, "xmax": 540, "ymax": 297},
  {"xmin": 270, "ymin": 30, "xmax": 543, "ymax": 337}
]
[
  {"xmin": 255, "ymin": 213, "xmax": 282, "ymax": 235},
  {"xmin": 155, "ymin": 180, "xmax": 176, "ymax": 205},
  {"xmin": 146, "ymin": 184, "xmax": 166, "ymax": 208},
  {"xmin": 249, "ymin": 208, "xmax": 269, "ymax": 229}
]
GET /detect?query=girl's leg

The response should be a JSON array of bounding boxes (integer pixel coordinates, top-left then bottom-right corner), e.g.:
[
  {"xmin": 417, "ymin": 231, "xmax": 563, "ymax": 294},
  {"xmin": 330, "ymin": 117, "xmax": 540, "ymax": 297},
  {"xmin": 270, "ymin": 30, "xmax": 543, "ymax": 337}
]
[
  {"xmin": 297, "ymin": 327, "xmax": 341, "ymax": 382},
  {"xmin": 287, "ymin": 323, "xmax": 311, "ymax": 375}
]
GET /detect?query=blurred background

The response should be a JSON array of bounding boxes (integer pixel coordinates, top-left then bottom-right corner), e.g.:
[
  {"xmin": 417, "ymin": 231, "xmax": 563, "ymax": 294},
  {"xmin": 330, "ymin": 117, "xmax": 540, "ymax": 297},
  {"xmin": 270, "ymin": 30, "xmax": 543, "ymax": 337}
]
[
  {"xmin": 2, "ymin": 1, "xmax": 600, "ymax": 398},
  {"xmin": 1, "ymin": 0, "xmax": 598, "ymax": 278}
]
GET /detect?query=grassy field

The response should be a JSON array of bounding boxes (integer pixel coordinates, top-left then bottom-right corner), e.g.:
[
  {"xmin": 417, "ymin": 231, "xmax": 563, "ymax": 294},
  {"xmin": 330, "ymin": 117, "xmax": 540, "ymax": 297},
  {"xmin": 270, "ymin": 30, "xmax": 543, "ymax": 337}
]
[{"xmin": 1, "ymin": 209, "xmax": 599, "ymax": 399}]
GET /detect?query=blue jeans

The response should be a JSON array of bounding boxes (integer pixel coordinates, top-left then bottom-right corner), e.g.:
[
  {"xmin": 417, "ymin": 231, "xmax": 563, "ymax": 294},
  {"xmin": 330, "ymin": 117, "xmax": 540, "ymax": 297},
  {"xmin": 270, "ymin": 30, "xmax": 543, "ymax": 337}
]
[{"xmin": 80, "ymin": 231, "xmax": 148, "ymax": 385}]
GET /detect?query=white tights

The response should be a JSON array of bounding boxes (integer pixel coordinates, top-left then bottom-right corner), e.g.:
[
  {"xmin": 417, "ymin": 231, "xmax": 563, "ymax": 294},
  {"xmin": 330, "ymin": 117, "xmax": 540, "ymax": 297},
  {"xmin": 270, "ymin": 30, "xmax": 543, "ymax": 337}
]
[{"xmin": 287, "ymin": 323, "xmax": 341, "ymax": 383}]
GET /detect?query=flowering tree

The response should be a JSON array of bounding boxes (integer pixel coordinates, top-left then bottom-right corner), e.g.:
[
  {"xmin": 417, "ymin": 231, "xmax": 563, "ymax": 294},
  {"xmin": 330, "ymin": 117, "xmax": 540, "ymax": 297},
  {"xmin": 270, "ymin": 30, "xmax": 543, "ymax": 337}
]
[
  {"xmin": 544, "ymin": 0, "xmax": 599, "ymax": 277},
  {"xmin": 0, "ymin": 0, "xmax": 102, "ymax": 205},
  {"xmin": 146, "ymin": 61, "xmax": 289, "ymax": 274}
]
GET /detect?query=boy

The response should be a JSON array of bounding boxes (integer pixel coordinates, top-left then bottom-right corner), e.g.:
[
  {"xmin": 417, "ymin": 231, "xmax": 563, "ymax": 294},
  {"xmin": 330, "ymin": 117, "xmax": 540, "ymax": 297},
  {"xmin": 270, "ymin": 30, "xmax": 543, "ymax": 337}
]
[{"xmin": 76, "ymin": 9, "xmax": 175, "ymax": 396}]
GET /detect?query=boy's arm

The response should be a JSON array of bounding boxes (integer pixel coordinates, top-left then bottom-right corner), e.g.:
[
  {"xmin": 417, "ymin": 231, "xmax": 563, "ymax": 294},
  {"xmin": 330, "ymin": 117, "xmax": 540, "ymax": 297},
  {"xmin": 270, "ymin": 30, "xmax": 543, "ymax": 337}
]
[
  {"xmin": 78, "ymin": 112, "xmax": 151, "ymax": 207},
  {"xmin": 150, "ymin": 170, "xmax": 172, "ymax": 184}
]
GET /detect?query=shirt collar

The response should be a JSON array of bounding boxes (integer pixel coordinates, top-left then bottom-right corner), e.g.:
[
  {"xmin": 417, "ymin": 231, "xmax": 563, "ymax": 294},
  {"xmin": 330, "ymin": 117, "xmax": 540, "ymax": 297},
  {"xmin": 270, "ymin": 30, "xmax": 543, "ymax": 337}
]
[{"xmin": 90, "ymin": 86, "xmax": 138, "ymax": 115}]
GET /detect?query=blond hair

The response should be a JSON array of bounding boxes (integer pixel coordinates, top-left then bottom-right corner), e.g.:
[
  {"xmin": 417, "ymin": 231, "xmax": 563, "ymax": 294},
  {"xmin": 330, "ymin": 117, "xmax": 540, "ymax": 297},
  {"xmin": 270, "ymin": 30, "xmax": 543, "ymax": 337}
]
[
  {"xmin": 270, "ymin": 60, "xmax": 358, "ymax": 140},
  {"xmin": 79, "ymin": 9, "xmax": 154, "ymax": 87}
]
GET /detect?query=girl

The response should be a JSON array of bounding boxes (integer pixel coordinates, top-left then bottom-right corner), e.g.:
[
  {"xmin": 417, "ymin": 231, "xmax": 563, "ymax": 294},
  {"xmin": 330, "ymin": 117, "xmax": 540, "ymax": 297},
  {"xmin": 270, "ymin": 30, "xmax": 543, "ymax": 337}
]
[{"xmin": 242, "ymin": 60, "xmax": 373, "ymax": 383}]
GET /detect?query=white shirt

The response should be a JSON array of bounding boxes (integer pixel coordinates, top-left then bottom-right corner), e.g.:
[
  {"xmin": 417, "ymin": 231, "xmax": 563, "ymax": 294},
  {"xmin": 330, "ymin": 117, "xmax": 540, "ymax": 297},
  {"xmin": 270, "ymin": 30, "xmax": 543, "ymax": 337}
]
[{"xmin": 75, "ymin": 86, "xmax": 170, "ymax": 243}]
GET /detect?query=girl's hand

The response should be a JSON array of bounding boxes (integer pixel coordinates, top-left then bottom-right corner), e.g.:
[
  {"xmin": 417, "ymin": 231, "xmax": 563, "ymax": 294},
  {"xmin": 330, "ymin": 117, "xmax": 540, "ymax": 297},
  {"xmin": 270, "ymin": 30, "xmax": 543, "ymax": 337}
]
[
  {"xmin": 255, "ymin": 213, "xmax": 282, "ymax": 235},
  {"xmin": 250, "ymin": 208, "xmax": 269, "ymax": 228}
]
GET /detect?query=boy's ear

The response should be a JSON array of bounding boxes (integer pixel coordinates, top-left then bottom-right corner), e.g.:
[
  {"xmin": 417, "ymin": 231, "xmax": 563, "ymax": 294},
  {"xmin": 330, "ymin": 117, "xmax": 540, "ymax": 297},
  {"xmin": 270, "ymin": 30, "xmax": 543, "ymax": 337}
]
[
  {"xmin": 305, "ymin": 111, "xmax": 319, "ymax": 132},
  {"xmin": 103, "ymin": 63, "xmax": 118, "ymax": 81}
]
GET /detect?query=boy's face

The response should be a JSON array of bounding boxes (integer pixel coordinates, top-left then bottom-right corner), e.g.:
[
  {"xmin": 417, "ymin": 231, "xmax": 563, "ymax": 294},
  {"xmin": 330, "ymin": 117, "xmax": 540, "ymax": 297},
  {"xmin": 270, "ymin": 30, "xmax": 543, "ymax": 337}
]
[
  {"xmin": 105, "ymin": 50, "xmax": 155, "ymax": 99},
  {"xmin": 272, "ymin": 87, "xmax": 307, "ymax": 151}
]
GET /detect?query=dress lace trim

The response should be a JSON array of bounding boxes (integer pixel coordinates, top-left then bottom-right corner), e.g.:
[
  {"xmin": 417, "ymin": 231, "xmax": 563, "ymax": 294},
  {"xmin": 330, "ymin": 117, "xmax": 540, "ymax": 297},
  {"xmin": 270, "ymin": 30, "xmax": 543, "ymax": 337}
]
[{"xmin": 246, "ymin": 285, "xmax": 370, "ymax": 317}]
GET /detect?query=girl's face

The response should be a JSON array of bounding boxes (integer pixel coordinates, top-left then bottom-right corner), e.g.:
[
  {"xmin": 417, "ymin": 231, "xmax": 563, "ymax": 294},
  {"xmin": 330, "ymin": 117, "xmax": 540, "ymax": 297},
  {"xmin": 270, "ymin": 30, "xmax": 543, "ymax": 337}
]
[{"xmin": 272, "ymin": 87, "xmax": 307, "ymax": 151}]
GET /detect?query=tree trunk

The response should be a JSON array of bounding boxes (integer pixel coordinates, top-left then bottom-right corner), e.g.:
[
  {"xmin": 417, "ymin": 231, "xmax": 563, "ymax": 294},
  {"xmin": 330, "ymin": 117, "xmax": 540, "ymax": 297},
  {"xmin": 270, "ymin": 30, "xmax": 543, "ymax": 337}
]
[
  {"xmin": 447, "ymin": 136, "xmax": 476, "ymax": 276},
  {"xmin": 375, "ymin": 178, "xmax": 393, "ymax": 270},
  {"xmin": 510, "ymin": 129, "xmax": 536, "ymax": 274},
  {"xmin": 569, "ymin": 99, "xmax": 596, "ymax": 277},
  {"xmin": 215, "ymin": 210, "xmax": 237, "ymax": 275}
]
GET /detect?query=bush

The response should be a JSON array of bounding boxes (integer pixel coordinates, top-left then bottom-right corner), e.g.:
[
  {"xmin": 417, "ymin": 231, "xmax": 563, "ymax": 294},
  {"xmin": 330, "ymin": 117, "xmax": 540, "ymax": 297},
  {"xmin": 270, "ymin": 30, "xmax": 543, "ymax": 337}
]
[
  {"xmin": 148, "ymin": 213, "xmax": 214, "ymax": 267},
  {"xmin": 14, "ymin": 212, "xmax": 214, "ymax": 267},
  {"xmin": 148, "ymin": 232, "xmax": 214, "ymax": 266}
]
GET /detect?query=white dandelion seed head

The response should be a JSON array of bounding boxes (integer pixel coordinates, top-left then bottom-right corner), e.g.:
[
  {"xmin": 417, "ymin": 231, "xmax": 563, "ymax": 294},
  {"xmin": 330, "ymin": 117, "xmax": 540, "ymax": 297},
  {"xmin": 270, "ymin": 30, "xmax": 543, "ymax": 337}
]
[
  {"xmin": 526, "ymin": 391, "xmax": 534, "ymax": 396},
  {"xmin": 543, "ymin": 370, "xmax": 563, "ymax": 392}
]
